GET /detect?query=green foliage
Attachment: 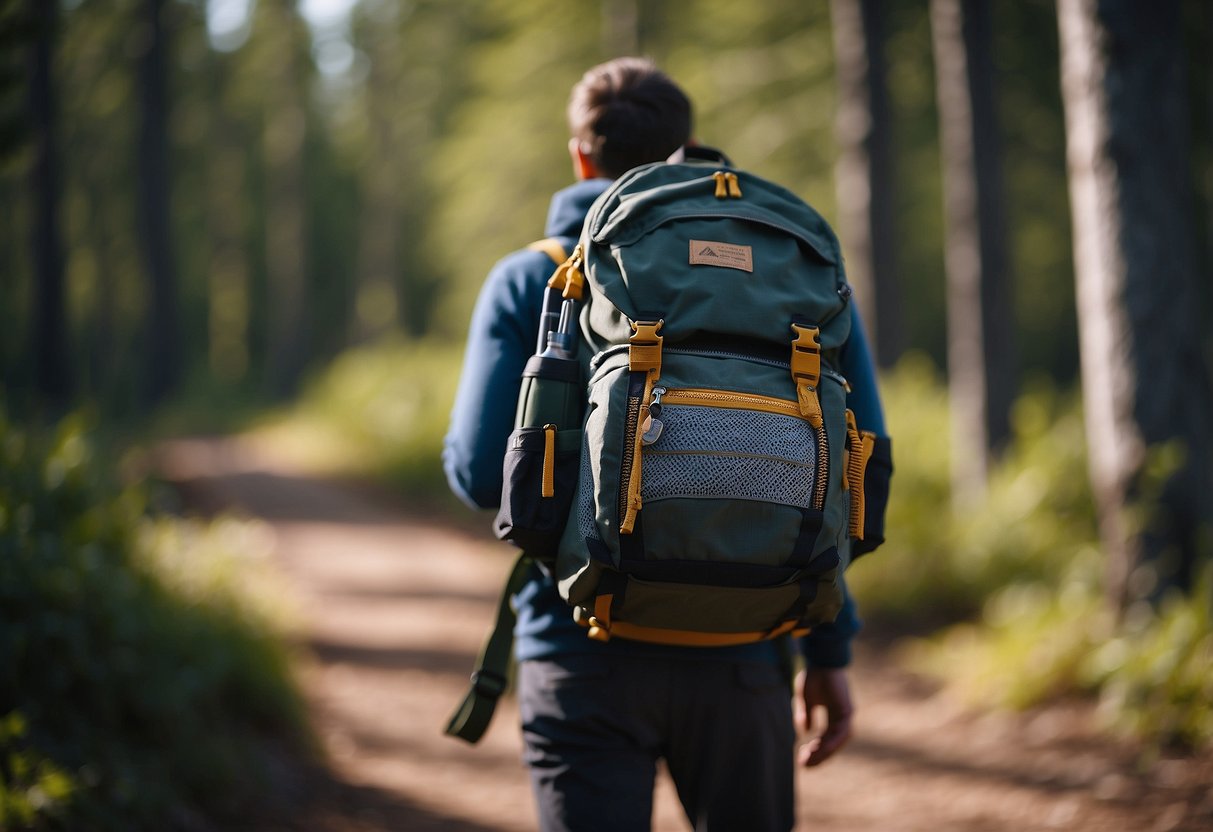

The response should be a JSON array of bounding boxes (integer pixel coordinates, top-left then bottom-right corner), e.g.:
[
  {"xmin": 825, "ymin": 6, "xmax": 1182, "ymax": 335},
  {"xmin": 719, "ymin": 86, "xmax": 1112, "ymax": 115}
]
[
  {"xmin": 0, "ymin": 415, "xmax": 308, "ymax": 830},
  {"xmin": 847, "ymin": 355, "xmax": 1095, "ymax": 623},
  {"xmin": 910, "ymin": 563, "xmax": 1213, "ymax": 751},
  {"xmin": 860, "ymin": 362, "xmax": 1213, "ymax": 749},
  {"xmin": 253, "ymin": 337, "xmax": 464, "ymax": 504}
]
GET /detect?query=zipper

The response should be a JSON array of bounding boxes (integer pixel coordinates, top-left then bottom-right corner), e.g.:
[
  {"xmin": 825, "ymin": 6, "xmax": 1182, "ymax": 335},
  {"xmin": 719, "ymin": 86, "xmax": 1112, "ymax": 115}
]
[
  {"xmin": 592, "ymin": 204, "xmax": 835, "ymax": 265},
  {"xmin": 591, "ymin": 344, "xmax": 849, "ymax": 390},
  {"xmin": 617, "ymin": 374, "xmax": 645, "ymax": 524},
  {"xmin": 812, "ymin": 414, "xmax": 829, "ymax": 512},
  {"xmin": 660, "ymin": 388, "xmax": 803, "ymax": 420},
  {"xmin": 665, "ymin": 347, "xmax": 789, "ymax": 372}
]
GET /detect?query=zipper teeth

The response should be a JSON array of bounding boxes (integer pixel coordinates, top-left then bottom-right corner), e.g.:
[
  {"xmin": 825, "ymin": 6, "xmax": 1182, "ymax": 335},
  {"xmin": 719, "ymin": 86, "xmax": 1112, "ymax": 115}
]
[
  {"xmin": 618, "ymin": 393, "xmax": 642, "ymax": 521},
  {"xmin": 595, "ymin": 208, "xmax": 830, "ymax": 261},
  {"xmin": 664, "ymin": 347, "xmax": 789, "ymax": 371},
  {"xmin": 663, "ymin": 388, "xmax": 800, "ymax": 416},
  {"xmin": 813, "ymin": 425, "xmax": 829, "ymax": 511},
  {"xmin": 592, "ymin": 346, "xmax": 850, "ymax": 389}
]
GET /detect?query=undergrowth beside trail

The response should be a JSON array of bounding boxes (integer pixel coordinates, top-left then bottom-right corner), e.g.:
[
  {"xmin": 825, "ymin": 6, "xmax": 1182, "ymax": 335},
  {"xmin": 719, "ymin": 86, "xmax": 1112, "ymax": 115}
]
[
  {"xmin": 250, "ymin": 337, "xmax": 464, "ymax": 514},
  {"xmin": 1, "ymin": 414, "xmax": 310, "ymax": 830},
  {"xmin": 268, "ymin": 339, "xmax": 1213, "ymax": 751},
  {"xmin": 860, "ymin": 355, "xmax": 1213, "ymax": 751}
]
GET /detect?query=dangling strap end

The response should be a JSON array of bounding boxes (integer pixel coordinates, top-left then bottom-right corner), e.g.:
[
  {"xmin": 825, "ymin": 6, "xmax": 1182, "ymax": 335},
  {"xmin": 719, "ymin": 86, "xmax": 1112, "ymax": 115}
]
[{"xmin": 541, "ymin": 424, "xmax": 556, "ymax": 498}]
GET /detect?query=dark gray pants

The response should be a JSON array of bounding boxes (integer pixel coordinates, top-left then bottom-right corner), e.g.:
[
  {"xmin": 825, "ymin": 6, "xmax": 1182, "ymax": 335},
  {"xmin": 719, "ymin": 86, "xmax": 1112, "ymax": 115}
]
[{"xmin": 518, "ymin": 653, "xmax": 795, "ymax": 832}]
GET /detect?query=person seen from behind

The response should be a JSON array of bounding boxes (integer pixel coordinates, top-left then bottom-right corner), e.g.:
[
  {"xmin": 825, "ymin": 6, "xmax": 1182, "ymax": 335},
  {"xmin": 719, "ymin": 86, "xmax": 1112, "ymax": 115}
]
[{"xmin": 444, "ymin": 56, "xmax": 889, "ymax": 832}]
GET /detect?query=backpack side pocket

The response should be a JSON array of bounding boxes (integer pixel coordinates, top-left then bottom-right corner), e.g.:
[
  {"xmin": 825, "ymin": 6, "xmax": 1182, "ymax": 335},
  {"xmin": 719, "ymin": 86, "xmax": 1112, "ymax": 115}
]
[{"xmin": 494, "ymin": 425, "xmax": 583, "ymax": 562}]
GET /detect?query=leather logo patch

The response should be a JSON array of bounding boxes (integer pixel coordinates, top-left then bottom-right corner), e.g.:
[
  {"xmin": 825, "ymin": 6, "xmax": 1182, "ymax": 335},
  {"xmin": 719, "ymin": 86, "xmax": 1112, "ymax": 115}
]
[{"xmin": 689, "ymin": 240, "xmax": 753, "ymax": 273}]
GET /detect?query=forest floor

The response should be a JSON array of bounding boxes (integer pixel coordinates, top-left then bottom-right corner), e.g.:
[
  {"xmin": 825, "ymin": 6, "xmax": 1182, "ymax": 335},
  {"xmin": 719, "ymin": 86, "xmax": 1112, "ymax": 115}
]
[{"xmin": 156, "ymin": 436, "xmax": 1213, "ymax": 832}]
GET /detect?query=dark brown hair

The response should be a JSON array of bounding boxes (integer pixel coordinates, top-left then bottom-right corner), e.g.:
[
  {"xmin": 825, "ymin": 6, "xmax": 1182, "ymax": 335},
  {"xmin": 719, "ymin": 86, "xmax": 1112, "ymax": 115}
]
[{"xmin": 567, "ymin": 57, "xmax": 692, "ymax": 179}]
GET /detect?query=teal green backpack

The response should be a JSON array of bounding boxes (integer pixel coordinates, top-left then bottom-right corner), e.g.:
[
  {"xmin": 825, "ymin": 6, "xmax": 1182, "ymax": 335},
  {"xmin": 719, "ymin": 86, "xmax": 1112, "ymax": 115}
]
[
  {"xmin": 553, "ymin": 155, "xmax": 878, "ymax": 647},
  {"xmin": 447, "ymin": 152, "xmax": 883, "ymax": 742}
]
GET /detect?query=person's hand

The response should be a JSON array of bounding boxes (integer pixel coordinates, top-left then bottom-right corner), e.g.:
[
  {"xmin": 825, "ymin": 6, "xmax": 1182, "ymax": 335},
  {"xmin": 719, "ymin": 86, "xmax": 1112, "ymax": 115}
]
[{"xmin": 794, "ymin": 667, "xmax": 854, "ymax": 767}]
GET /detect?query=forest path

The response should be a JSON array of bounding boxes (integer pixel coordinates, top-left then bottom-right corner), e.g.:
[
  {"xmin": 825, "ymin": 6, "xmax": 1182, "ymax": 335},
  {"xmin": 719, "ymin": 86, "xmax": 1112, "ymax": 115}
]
[{"xmin": 157, "ymin": 436, "xmax": 1211, "ymax": 832}]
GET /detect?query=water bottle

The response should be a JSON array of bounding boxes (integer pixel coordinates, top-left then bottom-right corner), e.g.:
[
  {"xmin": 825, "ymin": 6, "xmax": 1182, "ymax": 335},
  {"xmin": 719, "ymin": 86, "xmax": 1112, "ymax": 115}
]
[{"xmin": 515, "ymin": 296, "xmax": 583, "ymax": 430}]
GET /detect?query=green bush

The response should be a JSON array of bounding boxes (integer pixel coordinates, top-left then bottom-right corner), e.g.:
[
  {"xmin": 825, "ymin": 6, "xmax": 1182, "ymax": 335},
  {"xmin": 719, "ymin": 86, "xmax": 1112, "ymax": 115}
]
[
  {"xmin": 909, "ymin": 561, "xmax": 1213, "ymax": 750},
  {"xmin": 846, "ymin": 355, "xmax": 1097, "ymax": 625},
  {"xmin": 862, "ymin": 359, "xmax": 1213, "ymax": 750},
  {"xmin": 253, "ymin": 336, "xmax": 465, "ymax": 505},
  {"xmin": 0, "ymin": 414, "xmax": 309, "ymax": 830}
]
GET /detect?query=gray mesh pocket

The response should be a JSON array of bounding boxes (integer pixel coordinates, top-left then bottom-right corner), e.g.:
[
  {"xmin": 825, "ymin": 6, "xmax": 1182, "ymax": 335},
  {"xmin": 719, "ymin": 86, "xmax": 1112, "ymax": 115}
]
[
  {"xmin": 642, "ymin": 404, "xmax": 816, "ymax": 506},
  {"xmin": 576, "ymin": 437, "xmax": 598, "ymax": 542}
]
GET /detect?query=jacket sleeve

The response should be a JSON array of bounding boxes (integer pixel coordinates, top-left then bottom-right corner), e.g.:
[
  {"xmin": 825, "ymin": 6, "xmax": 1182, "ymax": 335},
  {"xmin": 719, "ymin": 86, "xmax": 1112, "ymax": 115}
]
[
  {"xmin": 799, "ymin": 304, "xmax": 890, "ymax": 668},
  {"xmin": 443, "ymin": 250, "xmax": 550, "ymax": 510},
  {"xmin": 800, "ymin": 576, "xmax": 860, "ymax": 668},
  {"xmin": 839, "ymin": 304, "xmax": 893, "ymax": 557}
]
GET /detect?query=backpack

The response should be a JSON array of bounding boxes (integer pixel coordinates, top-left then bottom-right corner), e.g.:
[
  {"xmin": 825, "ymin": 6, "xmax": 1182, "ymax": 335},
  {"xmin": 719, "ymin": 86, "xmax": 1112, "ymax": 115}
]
[
  {"xmin": 552, "ymin": 155, "xmax": 878, "ymax": 646},
  {"xmin": 447, "ymin": 151, "xmax": 887, "ymax": 742}
]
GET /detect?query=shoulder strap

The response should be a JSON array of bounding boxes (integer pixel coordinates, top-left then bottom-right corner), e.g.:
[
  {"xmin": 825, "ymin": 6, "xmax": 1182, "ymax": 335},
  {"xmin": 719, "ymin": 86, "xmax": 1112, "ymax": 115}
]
[
  {"xmin": 527, "ymin": 237, "xmax": 569, "ymax": 266},
  {"xmin": 444, "ymin": 553, "xmax": 533, "ymax": 744}
]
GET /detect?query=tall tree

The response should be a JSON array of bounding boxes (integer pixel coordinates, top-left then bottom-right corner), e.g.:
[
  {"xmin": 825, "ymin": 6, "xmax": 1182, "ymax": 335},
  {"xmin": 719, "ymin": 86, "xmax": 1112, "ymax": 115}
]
[
  {"xmin": 205, "ymin": 51, "xmax": 252, "ymax": 382},
  {"xmin": 258, "ymin": 0, "xmax": 309, "ymax": 396},
  {"xmin": 930, "ymin": 0, "xmax": 1014, "ymax": 503},
  {"xmin": 601, "ymin": 0, "xmax": 639, "ymax": 57},
  {"xmin": 28, "ymin": 0, "xmax": 69, "ymax": 409},
  {"xmin": 136, "ymin": 0, "xmax": 181, "ymax": 404},
  {"xmin": 351, "ymin": 4, "xmax": 404, "ymax": 343},
  {"xmin": 829, "ymin": 0, "xmax": 903, "ymax": 369},
  {"xmin": 1057, "ymin": 0, "xmax": 1213, "ymax": 608}
]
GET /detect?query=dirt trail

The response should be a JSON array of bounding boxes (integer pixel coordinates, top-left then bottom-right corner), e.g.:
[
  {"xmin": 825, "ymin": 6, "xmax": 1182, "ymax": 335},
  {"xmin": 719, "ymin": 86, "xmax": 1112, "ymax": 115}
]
[{"xmin": 158, "ymin": 437, "xmax": 1211, "ymax": 832}]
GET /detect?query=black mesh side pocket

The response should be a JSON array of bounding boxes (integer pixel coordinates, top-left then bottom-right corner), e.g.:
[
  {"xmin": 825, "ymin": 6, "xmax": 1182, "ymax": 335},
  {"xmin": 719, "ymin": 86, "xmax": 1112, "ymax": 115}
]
[{"xmin": 493, "ymin": 426, "xmax": 582, "ymax": 562}]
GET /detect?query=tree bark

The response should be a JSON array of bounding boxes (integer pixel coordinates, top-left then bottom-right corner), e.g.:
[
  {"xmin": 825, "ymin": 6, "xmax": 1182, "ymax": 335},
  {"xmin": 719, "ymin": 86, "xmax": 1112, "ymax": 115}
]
[
  {"xmin": 601, "ymin": 0, "xmax": 639, "ymax": 58},
  {"xmin": 352, "ymin": 20, "xmax": 402, "ymax": 344},
  {"xmin": 261, "ymin": 0, "xmax": 309, "ymax": 398},
  {"xmin": 829, "ymin": 0, "xmax": 903, "ymax": 369},
  {"xmin": 28, "ymin": 0, "xmax": 69, "ymax": 409},
  {"xmin": 931, "ymin": 0, "xmax": 1015, "ymax": 504},
  {"xmin": 206, "ymin": 55, "xmax": 251, "ymax": 383},
  {"xmin": 1057, "ymin": 0, "xmax": 1213, "ymax": 608},
  {"xmin": 136, "ymin": 0, "xmax": 181, "ymax": 404}
]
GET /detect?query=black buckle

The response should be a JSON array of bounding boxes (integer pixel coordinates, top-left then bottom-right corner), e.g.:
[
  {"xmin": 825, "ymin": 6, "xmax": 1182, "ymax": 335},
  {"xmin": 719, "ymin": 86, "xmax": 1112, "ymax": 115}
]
[{"xmin": 470, "ymin": 670, "xmax": 506, "ymax": 699}]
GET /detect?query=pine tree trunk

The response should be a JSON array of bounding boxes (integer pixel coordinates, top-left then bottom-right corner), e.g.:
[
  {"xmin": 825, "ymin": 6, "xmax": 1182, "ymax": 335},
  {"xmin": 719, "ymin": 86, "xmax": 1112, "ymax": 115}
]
[
  {"xmin": 262, "ymin": 0, "xmax": 309, "ymax": 398},
  {"xmin": 931, "ymin": 0, "xmax": 1015, "ymax": 504},
  {"xmin": 206, "ymin": 57, "xmax": 251, "ymax": 383},
  {"xmin": 352, "ymin": 24, "xmax": 402, "ymax": 344},
  {"xmin": 28, "ymin": 0, "xmax": 69, "ymax": 409},
  {"xmin": 136, "ymin": 0, "xmax": 181, "ymax": 404},
  {"xmin": 830, "ymin": 0, "xmax": 902, "ymax": 369},
  {"xmin": 1058, "ymin": 0, "xmax": 1213, "ymax": 608}
]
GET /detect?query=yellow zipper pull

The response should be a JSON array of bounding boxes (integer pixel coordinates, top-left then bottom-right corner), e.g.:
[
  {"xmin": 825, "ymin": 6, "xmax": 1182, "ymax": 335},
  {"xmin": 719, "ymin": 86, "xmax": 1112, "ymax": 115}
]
[
  {"xmin": 713, "ymin": 171, "xmax": 728, "ymax": 198},
  {"xmin": 726, "ymin": 172, "xmax": 742, "ymax": 198}
]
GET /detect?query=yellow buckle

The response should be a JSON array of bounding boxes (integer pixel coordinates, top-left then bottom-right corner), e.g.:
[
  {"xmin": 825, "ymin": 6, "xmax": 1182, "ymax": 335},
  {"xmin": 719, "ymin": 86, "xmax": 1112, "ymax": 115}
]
[
  {"xmin": 628, "ymin": 320, "xmax": 665, "ymax": 374},
  {"xmin": 790, "ymin": 324, "xmax": 824, "ymax": 428}
]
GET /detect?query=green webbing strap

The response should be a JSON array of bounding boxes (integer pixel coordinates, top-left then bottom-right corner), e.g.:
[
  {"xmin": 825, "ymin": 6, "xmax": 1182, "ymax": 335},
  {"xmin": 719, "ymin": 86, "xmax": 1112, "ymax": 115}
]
[{"xmin": 445, "ymin": 553, "xmax": 534, "ymax": 744}]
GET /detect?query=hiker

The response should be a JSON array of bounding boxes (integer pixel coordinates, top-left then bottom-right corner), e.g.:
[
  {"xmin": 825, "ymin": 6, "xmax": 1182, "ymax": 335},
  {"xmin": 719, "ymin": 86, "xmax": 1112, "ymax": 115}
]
[{"xmin": 443, "ymin": 57, "xmax": 889, "ymax": 832}]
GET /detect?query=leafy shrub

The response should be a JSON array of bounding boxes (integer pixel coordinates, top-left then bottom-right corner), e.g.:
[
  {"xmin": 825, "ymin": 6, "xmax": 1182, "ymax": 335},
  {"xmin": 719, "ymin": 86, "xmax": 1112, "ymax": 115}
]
[
  {"xmin": 0, "ymin": 414, "xmax": 308, "ymax": 830},
  {"xmin": 846, "ymin": 355, "xmax": 1097, "ymax": 625},
  {"xmin": 910, "ymin": 560, "xmax": 1213, "ymax": 750},
  {"xmin": 251, "ymin": 336, "xmax": 462, "ymax": 503},
  {"xmin": 863, "ymin": 359, "xmax": 1213, "ymax": 749}
]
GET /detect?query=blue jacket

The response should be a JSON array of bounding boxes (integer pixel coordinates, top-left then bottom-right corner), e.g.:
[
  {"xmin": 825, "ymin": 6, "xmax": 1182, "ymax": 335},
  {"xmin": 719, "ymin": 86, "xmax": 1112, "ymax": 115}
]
[{"xmin": 444, "ymin": 178, "xmax": 886, "ymax": 667}]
